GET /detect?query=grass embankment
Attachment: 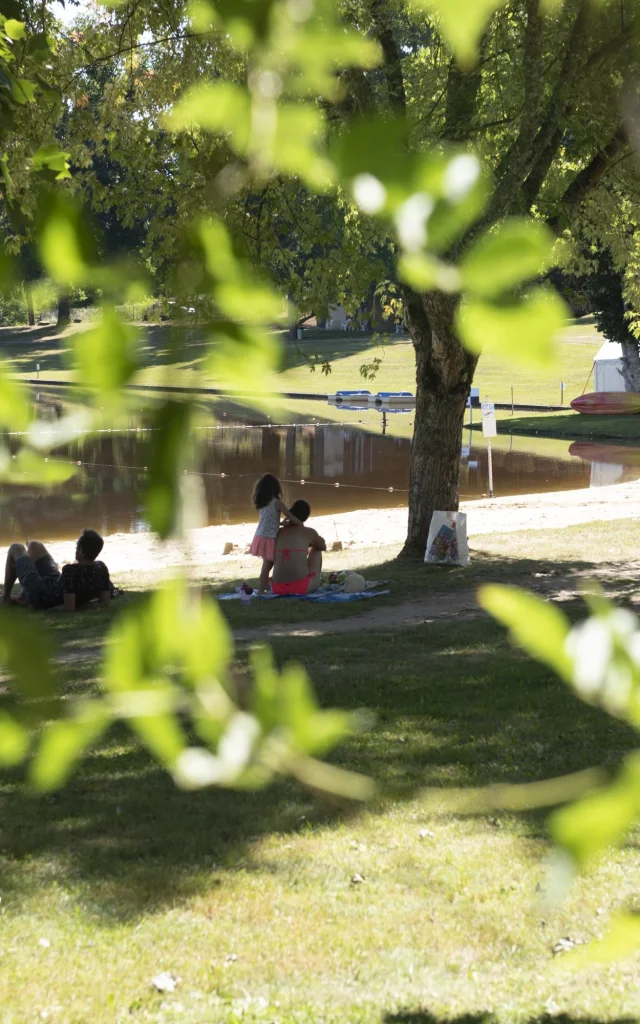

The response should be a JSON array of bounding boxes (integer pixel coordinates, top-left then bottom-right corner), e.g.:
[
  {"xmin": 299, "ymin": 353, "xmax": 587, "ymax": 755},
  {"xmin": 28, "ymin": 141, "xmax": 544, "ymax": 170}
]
[
  {"xmin": 488, "ymin": 409, "xmax": 640, "ymax": 442},
  {"xmin": 1, "ymin": 519, "xmax": 639, "ymax": 1021},
  {"xmin": 1, "ymin": 318, "xmax": 601, "ymax": 410}
]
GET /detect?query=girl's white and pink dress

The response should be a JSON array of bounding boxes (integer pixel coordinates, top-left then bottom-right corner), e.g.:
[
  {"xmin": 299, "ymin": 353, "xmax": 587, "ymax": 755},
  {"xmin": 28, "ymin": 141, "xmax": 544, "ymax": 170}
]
[{"xmin": 250, "ymin": 497, "xmax": 280, "ymax": 562}]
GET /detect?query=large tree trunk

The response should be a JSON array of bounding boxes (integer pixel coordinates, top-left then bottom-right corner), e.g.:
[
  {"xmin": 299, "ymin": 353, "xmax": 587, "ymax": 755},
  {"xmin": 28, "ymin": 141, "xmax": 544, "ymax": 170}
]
[
  {"xmin": 25, "ymin": 283, "xmax": 35, "ymax": 326},
  {"xmin": 57, "ymin": 292, "xmax": 71, "ymax": 328},
  {"xmin": 401, "ymin": 289, "xmax": 478, "ymax": 558},
  {"xmin": 620, "ymin": 339, "xmax": 640, "ymax": 392}
]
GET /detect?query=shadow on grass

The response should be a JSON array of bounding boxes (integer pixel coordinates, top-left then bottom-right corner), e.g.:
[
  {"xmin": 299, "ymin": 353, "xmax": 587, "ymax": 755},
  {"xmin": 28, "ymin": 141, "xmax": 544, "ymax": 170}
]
[
  {"xmin": 384, "ymin": 1015, "xmax": 636, "ymax": 1024},
  {"xmin": 0, "ymin": 606, "xmax": 637, "ymax": 924},
  {"xmin": 214, "ymin": 548, "xmax": 640, "ymax": 629}
]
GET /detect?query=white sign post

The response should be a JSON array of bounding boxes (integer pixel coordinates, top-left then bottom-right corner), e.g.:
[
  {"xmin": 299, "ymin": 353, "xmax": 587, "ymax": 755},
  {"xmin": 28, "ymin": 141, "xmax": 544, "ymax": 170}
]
[{"xmin": 481, "ymin": 399, "xmax": 497, "ymax": 498}]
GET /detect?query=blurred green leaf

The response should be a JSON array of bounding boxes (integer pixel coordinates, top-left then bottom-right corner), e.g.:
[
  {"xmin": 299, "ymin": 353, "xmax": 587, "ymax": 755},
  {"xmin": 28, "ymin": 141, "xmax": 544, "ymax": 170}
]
[
  {"xmin": 28, "ymin": 31, "xmax": 51, "ymax": 59},
  {"xmin": 291, "ymin": 756, "xmax": 375, "ymax": 801},
  {"xmin": 198, "ymin": 218, "xmax": 241, "ymax": 285},
  {"xmin": 0, "ymin": 367, "xmax": 29, "ymax": 430},
  {"xmin": 4, "ymin": 18, "xmax": 25, "ymax": 39},
  {"xmin": 168, "ymin": 82, "xmax": 251, "ymax": 153},
  {"xmin": 332, "ymin": 117, "xmax": 411, "ymax": 201},
  {"xmin": 147, "ymin": 579, "xmax": 232, "ymax": 684},
  {"xmin": 207, "ymin": 322, "xmax": 280, "ymax": 410},
  {"xmin": 215, "ymin": 282, "xmax": 282, "ymax": 325},
  {"xmin": 422, "ymin": 155, "xmax": 489, "ymax": 253},
  {"xmin": 32, "ymin": 144, "xmax": 71, "ymax": 182},
  {"xmin": 272, "ymin": 105, "xmax": 333, "ymax": 188},
  {"xmin": 0, "ymin": 612, "xmax": 58, "ymax": 720},
  {"xmin": 2, "ymin": 449, "xmax": 77, "ymax": 485},
  {"xmin": 30, "ymin": 703, "xmax": 110, "ymax": 791},
  {"xmin": 412, "ymin": 0, "xmax": 506, "ymax": 68},
  {"xmin": 550, "ymin": 752, "xmax": 640, "ymax": 867},
  {"xmin": 398, "ymin": 252, "xmax": 461, "ymax": 292},
  {"xmin": 126, "ymin": 706, "xmax": 188, "ymax": 767},
  {"xmin": 72, "ymin": 307, "xmax": 139, "ymax": 396},
  {"xmin": 144, "ymin": 400, "xmax": 192, "ymax": 539},
  {"xmin": 569, "ymin": 912, "xmax": 640, "ymax": 966},
  {"xmin": 456, "ymin": 287, "xmax": 567, "ymax": 368},
  {"xmin": 0, "ymin": 245, "xmax": 16, "ymax": 296},
  {"xmin": 479, "ymin": 584, "xmax": 572, "ymax": 680},
  {"xmin": 37, "ymin": 193, "xmax": 95, "ymax": 288},
  {"xmin": 11, "ymin": 77, "xmax": 35, "ymax": 103},
  {"xmin": 0, "ymin": 710, "xmax": 29, "ymax": 766},
  {"xmin": 460, "ymin": 219, "xmax": 555, "ymax": 299}
]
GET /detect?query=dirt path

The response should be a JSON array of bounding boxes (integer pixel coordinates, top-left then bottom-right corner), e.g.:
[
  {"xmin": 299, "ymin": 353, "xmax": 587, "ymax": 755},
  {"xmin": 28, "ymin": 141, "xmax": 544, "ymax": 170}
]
[{"xmin": 233, "ymin": 564, "xmax": 640, "ymax": 642}]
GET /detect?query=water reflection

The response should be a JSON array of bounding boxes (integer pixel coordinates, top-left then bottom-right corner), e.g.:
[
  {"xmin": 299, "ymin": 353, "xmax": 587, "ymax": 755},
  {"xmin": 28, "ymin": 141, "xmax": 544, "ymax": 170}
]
[
  {"xmin": 568, "ymin": 441, "xmax": 640, "ymax": 487},
  {"xmin": 0, "ymin": 394, "xmax": 633, "ymax": 543}
]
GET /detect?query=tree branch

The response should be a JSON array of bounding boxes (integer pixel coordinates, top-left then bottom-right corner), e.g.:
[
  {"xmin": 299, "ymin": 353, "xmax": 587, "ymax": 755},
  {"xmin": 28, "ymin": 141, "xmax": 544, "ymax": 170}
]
[
  {"xmin": 487, "ymin": 0, "xmax": 588, "ymax": 224},
  {"xmin": 442, "ymin": 59, "xmax": 483, "ymax": 143},
  {"xmin": 368, "ymin": 0, "xmax": 406, "ymax": 113},
  {"xmin": 522, "ymin": 123, "xmax": 563, "ymax": 210},
  {"xmin": 547, "ymin": 128, "xmax": 629, "ymax": 234}
]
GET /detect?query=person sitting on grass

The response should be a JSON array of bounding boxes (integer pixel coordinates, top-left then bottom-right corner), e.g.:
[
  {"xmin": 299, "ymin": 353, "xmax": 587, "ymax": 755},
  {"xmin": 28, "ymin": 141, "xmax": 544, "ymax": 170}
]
[
  {"xmin": 1, "ymin": 528, "xmax": 112, "ymax": 612},
  {"xmin": 271, "ymin": 499, "xmax": 326, "ymax": 596}
]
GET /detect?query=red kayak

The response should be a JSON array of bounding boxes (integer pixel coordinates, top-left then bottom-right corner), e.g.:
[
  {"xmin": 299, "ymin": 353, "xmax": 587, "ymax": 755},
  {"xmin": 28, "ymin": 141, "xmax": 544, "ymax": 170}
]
[{"xmin": 570, "ymin": 392, "xmax": 640, "ymax": 415}]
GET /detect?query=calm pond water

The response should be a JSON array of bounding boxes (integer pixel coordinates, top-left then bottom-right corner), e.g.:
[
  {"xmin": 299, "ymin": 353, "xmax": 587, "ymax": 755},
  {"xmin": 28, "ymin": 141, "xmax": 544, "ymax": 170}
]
[{"xmin": 0, "ymin": 392, "xmax": 637, "ymax": 544}]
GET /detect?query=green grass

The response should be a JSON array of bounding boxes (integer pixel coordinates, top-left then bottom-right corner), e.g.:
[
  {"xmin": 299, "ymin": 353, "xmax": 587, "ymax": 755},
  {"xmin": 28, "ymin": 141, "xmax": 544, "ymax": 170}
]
[
  {"xmin": 1, "ymin": 518, "xmax": 639, "ymax": 1021},
  {"xmin": 486, "ymin": 410, "xmax": 640, "ymax": 442},
  {"xmin": 2, "ymin": 318, "xmax": 603, "ymax": 413},
  {"xmin": 1, "ymin": 610, "xmax": 639, "ymax": 1022}
]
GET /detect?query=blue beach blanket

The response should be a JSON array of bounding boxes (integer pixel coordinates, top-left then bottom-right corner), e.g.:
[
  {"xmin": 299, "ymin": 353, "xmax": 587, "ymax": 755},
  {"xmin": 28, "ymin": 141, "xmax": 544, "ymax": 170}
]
[{"xmin": 219, "ymin": 581, "xmax": 390, "ymax": 603}]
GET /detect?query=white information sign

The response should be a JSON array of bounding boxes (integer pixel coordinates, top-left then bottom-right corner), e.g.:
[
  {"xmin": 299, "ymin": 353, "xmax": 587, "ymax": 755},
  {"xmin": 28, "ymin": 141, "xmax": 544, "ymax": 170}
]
[{"xmin": 481, "ymin": 400, "xmax": 497, "ymax": 438}]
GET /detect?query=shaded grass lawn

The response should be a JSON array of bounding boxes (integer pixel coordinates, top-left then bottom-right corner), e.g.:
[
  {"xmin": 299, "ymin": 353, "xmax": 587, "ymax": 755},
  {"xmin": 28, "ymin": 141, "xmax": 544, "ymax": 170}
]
[
  {"xmin": 479, "ymin": 410, "xmax": 640, "ymax": 442},
  {"xmin": 2, "ymin": 318, "xmax": 601, "ymax": 412},
  {"xmin": 2, "ymin": 519, "xmax": 639, "ymax": 1021},
  {"xmin": 1, "ymin": 614, "xmax": 640, "ymax": 1022}
]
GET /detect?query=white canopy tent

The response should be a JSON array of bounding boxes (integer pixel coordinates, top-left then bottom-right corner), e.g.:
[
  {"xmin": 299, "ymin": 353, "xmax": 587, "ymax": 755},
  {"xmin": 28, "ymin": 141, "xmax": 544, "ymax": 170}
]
[{"xmin": 594, "ymin": 340, "xmax": 625, "ymax": 392}]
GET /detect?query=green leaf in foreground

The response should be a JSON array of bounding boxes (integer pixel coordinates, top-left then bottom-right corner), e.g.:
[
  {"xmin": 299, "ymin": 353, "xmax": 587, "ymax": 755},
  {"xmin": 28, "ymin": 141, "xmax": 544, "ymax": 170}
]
[
  {"xmin": 411, "ymin": 0, "xmax": 507, "ymax": 68},
  {"xmin": 30, "ymin": 704, "xmax": 110, "ymax": 791},
  {"xmin": 2, "ymin": 450, "xmax": 78, "ymax": 485},
  {"xmin": 144, "ymin": 400, "xmax": 192, "ymax": 539},
  {"xmin": 456, "ymin": 287, "xmax": 567, "ymax": 369},
  {"xmin": 207, "ymin": 322, "xmax": 280, "ymax": 411},
  {"xmin": 37, "ymin": 193, "xmax": 95, "ymax": 288},
  {"xmin": 459, "ymin": 219, "xmax": 555, "ymax": 299},
  {"xmin": 167, "ymin": 82, "xmax": 251, "ymax": 153},
  {"xmin": 4, "ymin": 18, "xmax": 25, "ymax": 39},
  {"xmin": 0, "ymin": 612, "xmax": 58, "ymax": 721},
  {"xmin": 479, "ymin": 584, "xmax": 572, "ymax": 680},
  {"xmin": 72, "ymin": 307, "xmax": 139, "ymax": 396},
  {"xmin": 567, "ymin": 912, "xmax": 640, "ymax": 966},
  {"xmin": 0, "ymin": 367, "xmax": 29, "ymax": 430},
  {"xmin": 0, "ymin": 711, "xmax": 29, "ymax": 766},
  {"xmin": 550, "ymin": 751, "xmax": 640, "ymax": 867}
]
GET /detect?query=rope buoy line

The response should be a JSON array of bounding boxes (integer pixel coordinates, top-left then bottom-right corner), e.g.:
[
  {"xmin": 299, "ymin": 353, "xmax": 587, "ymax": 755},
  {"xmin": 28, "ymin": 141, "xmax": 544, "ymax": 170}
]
[
  {"xmin": 5, "ymin": 419, "xmax": 389, "ymax": 437},
  {"xmin": 22, "ymin": 455, "xmax": 407, "ymax": 495}
]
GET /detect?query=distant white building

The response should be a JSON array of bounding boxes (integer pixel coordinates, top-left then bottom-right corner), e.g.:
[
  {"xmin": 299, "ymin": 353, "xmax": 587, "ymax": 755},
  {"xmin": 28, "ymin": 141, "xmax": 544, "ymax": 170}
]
[{"xmin": 594, "ymin": 340, "xmax": 625, "ymax": 392}]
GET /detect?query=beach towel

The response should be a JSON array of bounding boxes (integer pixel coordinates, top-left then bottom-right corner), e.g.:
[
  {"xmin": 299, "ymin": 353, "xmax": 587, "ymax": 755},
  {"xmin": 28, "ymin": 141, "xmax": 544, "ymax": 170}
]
[{"xmin": 219, "ymin": 580, "xmax": 390, "ymax": 603}]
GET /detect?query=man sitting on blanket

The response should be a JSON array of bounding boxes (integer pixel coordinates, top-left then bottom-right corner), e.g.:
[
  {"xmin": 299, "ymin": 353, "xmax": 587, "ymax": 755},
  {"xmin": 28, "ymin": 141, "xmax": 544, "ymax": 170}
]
[
  {"xmin": 271, "ymin": 499, "xmax": 326, "ymax": 596},
  {"xmin": 1, "ymin": 529, "xmax": 112, "ymax": 611}
]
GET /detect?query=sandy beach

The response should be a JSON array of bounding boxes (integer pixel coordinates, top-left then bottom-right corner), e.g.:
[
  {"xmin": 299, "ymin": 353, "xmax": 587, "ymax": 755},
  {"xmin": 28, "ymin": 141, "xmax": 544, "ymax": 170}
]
[{"xmin": 33, "ymin": 479, "xmax": 640, "ymax": 576}]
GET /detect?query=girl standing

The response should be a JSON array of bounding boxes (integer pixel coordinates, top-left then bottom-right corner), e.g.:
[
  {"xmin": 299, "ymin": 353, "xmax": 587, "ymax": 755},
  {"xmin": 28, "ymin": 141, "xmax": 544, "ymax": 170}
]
[{"xmin": 250, "ymin": 474, "xmax": 303, "ymax": 594}]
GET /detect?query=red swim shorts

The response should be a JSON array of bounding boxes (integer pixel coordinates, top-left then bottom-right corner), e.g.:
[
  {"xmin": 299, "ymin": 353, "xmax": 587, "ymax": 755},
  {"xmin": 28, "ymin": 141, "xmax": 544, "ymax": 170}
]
[{"xmin": 271, "ymin": 572, "xmax": 316, "ymax": 596}]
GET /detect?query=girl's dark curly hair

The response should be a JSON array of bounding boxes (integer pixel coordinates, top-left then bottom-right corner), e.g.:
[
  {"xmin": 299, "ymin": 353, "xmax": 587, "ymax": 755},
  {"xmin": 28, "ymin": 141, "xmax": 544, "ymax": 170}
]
[{"xmin": 253, "ymin": 473, "xmax": 282, "ymax": 510}]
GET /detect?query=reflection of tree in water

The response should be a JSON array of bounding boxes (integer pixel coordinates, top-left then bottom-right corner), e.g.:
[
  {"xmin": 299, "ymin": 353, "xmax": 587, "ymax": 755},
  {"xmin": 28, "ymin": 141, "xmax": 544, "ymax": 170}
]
[{"xmin": 0, "ymin": 409, "xmax": 616, "ymax": 544}]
